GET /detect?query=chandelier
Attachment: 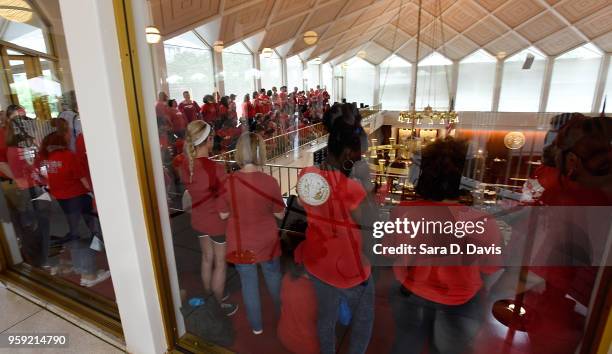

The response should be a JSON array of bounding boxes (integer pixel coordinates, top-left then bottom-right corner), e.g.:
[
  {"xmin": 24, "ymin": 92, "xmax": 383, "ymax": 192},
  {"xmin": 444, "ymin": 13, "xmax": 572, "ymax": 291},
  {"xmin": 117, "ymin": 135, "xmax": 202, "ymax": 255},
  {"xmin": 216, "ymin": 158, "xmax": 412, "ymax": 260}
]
[
  {"xmin": 396, "ymin": 0, "xmax": 457, "ymax": 126},
  {"xmin": 398, "ymin": 105, "xmax": 458, "ymax": 124}
]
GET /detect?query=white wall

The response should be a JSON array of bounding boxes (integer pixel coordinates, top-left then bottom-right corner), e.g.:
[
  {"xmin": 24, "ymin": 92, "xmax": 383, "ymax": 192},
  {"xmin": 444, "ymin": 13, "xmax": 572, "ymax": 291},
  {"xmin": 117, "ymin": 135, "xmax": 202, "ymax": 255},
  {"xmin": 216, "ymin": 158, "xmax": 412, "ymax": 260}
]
[{"xmin": 58, "ymin": 1, "xmax": 167, "ymax": 353}]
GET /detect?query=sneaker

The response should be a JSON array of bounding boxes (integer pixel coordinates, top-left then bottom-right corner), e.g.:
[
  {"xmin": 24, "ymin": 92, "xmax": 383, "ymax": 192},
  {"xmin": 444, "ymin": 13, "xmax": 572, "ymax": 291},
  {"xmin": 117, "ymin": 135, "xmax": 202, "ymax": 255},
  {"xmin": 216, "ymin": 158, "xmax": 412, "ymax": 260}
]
[
  {"xmin": 252, "ymin": 329, "xmax": 263, "ymax": 335},
  {"xmin": 220, "ymin": 302, "xmax": 238, "ymax": 317},
  {"xmin": 80, "ymin": 270, "xmax": 111, "ymax": 287}
]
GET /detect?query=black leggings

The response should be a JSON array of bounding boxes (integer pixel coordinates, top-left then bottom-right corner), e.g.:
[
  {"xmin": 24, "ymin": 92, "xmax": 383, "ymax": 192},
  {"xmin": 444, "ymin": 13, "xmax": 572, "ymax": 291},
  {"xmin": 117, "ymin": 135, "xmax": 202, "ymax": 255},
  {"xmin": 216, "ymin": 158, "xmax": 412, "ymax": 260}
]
[{"xmin": 390, "ymin": 283, "xmax": 485, "ymax": 354}]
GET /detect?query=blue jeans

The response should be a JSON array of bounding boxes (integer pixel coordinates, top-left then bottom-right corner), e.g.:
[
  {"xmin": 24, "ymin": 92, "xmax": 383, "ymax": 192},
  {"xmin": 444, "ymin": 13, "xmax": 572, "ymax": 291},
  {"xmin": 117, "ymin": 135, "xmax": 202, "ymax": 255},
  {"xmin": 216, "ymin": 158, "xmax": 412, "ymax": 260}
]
[
  {"xmin": 12, "ymin": 187, "xmax": 51, "ymax": 267},
  {"xmin": 310, "ymin": 275, "xmax": 375, "ymax": 354},
  {"xmin": 234, "ymin": 258, "xmax": 282, "ymax": 331},
  {"xmin": 390, "ymin": 283, "xmax": 484, "ymax": 354},
  {"xmin": 57, "ymin": 194, "xmax": 102, "ymax": 275}
]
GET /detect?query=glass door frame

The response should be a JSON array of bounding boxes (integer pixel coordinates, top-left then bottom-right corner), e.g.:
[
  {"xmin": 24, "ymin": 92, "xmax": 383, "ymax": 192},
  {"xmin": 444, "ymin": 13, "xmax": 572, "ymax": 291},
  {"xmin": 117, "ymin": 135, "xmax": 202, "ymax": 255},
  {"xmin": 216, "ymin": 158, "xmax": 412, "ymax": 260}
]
[
  {"xmin": 115, "ymin": 0, "xmax": 612, "ymax": 353},
  {"xmin": 0, "ymin": 15, "xmax": 123, "ymax": 343}
]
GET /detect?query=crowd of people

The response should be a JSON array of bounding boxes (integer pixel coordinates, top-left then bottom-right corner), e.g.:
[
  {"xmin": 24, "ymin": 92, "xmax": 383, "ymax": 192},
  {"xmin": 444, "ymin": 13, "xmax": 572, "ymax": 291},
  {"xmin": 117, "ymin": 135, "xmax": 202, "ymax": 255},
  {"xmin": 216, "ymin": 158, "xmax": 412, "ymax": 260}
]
[
  {"xmin": 168, "ymin": 92, "xmax": 611, "ymax": 354},
  {"xmin": 0, "ymin": 102, "xmax": 110, "ymax": 287},
  {"xmin": 155, "ymin": 85, "xmax": 330, "ymax": 155}
]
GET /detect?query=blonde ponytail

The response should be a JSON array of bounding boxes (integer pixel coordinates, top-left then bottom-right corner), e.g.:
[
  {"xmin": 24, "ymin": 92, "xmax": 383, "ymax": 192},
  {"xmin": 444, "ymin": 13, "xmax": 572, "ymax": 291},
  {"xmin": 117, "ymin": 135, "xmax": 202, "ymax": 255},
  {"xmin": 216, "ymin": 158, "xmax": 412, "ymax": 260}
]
[{"xmin": 184, "ymin": 120, "xmax": 212, "ymax": 183}]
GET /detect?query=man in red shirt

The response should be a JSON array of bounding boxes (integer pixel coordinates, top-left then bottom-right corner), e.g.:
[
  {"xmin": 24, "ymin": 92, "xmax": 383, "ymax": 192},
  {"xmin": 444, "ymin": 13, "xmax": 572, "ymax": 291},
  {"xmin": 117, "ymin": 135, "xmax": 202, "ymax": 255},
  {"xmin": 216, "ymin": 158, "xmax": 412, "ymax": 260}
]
[{"xmin": 178, "ymin": 91, "xmax": 200, "ymax": 122}]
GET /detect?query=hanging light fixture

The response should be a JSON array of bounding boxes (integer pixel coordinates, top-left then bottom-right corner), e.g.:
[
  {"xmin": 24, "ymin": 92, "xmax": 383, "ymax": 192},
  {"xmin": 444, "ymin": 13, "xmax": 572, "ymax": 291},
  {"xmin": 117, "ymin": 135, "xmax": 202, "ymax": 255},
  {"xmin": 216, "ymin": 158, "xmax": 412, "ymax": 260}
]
[
  {"xmin": 213, "ymin": 41, "xmax": 224, "ymax": 53},
  {"xmin": 261, "ymin": 47, "xmax": 274, "ymax": 58},
  {"xmin": 303, "ymin": 31, "xmax": 318, "ymax": 45},
  {"xmin": 0, "ymin": 0, "xmax": 32, "ymax": 23},
  {"xmin": 145, "ymin": 26, "xmax": 161, "ymax": 44},
  {"xmin": 357, "ymin": 50, "xmax": 367, "ymax": 59},
  {"xmin": 397, "ymin": 0, "xmax": 457, "ymax": 126}
]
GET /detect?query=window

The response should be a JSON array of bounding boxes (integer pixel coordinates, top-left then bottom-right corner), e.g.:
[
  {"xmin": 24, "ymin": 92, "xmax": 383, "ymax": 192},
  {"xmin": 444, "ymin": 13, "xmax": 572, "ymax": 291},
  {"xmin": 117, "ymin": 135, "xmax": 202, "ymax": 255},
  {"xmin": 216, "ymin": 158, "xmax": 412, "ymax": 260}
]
[
  {"xmin": 222, "ymin": 41, "xmax": 255, "ymax": 115},
  {"xmin": 306, "ymin": 60, "xmax": 320, "ymax": 90},
  {"xmin": 2, "ymin": 18, "xmax": 49, "ymax": 53},
  {"xmin": 456, "ymin": 50, "xmax": 496, "ymax": 111},
  {"xmin": 322, "ymin": 63, "xmax": 333, "ymax": 103},
  {"xmin": 547, "ymin": 43, "xmax": 602, "ymax": 113},
  {"xmin": 260, "ymin": 50, "xmax": 282, "ymax": 90},
  {"xmin": 498, "ymin": 47, "xmax": 546, "ymax": 112},
  {"xmin": 379, "ymin": 55, "xmax": 411, "ymax": 110},
  {"xmin": 416, "ymin": 52, "xmax": 452, "ymax": 110},
  {"xmin": 164, "ymin": 31, "xmax": 215, "ymax": 103},
  {"xmin": 345, "ymin": 57, "xmax": 375, "ymax": 107},
  {"xmin": 286, "ymin": 55, "xmax": 304, "ymax": 91}
]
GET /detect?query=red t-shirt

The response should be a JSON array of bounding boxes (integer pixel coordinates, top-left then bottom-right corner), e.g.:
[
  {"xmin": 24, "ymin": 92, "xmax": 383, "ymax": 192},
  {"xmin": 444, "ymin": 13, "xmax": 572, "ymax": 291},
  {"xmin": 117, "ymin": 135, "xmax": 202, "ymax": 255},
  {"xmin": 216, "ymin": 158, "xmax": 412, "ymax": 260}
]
[
  {"xmin": 155, "ymin": 101, "xmax": 168, "ymax": 118},
  {"xmin": 7, "ymin": 146, "xmax": 39, "ymax": 189},
  {"xmin": 178, "ymin": 100, "xmax": 200, "ymax": 122},
  {"xmin": 242, "ymin": 102, "xmax": 255, "ymax": 118},
  {"xmin": 0, "ymin": 127, "xmax": 7, "ymax": 164},
  {"xmin": 0, "ymin": 127, "xmax": 9, "ymax": 178},
  {"xmin": 74, "ymin": 133, "xmax": 92, "ymax": 185},
  {"xmin": 220, "ymin": 171, "xmax": 284, "ymax": 263},
  {"xmin": 277, "ymin": 274, "xmax": 319, "ymax": 354},
  {"xmin": 168, "ymin": 108, "xmax": 187, "ymax": 133},
  {"xmin": 201, "ymin": 103, "xmax": 218, "ymax": 124},
  {"xmin": 534, "ymin": 165, "xmax": 612, "ymax": 206},
  {"xmin": 389, "ymin": 201, "xmax": 501, "ymax": 305},
  {"xmin": 41, "ymin": 149, "xmax": 89, "ymax": 200},
  {"xmin": 295, "ymin": 166, "xmax": 370, "ymax": 288},
  {"xmin": 179, "ymin": 157, "xmax": 227, "ymax": 236}
]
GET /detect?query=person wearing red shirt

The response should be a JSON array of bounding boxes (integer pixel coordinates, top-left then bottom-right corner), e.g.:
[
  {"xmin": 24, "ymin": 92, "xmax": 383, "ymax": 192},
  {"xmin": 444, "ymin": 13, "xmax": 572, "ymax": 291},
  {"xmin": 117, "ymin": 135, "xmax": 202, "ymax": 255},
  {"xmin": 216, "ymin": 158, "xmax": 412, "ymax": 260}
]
[
  {"xmin": 178, "ymin": 91, "xmax": 201, "ymax": 123},
  {"xmin": 228, "ymin": 94, "xmax": 238, "ymax": 122},
  {"xmin": 241, "ymin": 94, "xmax": 256, "ymax": 131},
  {"xmin": 387, "ymin": 138, "xmax": 501, "ymax": 354},
  {"xmin": 167, "ymin": 99, "xmax": 187, "ymax": 138},
  {"xmin": 278, "ymin": 86, "xmax": 289, "ymax": 113},
  {"xmin": 277, "ymin": 238, "xmax": 319, "ymax": 354},
  {"xmin": 521, "ymin": 116, "xmax": 612, "ymax": 353},
  {"xmin": 216, "ymin": 117, "xmax": 241, "ymax": 152},
  {"xmin": 219, "ymin": 132, "xmax": 285, "ymax": 334},
  {"xmin": 179, "ymin": 120, "xmax": 237, "ymax": 316},
  {"xmin": 4, "ymin": 105, "xmax": 53, "ymax": 270},
  {"xmin": 0, "ymin": 110, "xmax": 14, "ymax": 179},
  {"xmin": 155, "ymin": 91, "xmax": 169, "ymax": 119},
  {"xmin": 295, "ymin": 103, "xmax": 374, "ymax": 354},
  {"xmin": 200, "ymin": 95, "xmax": 219, "ymax": 125},
  {"xmin": 38, "ymin": 128, "xmax": 110, "ymax": 287}
]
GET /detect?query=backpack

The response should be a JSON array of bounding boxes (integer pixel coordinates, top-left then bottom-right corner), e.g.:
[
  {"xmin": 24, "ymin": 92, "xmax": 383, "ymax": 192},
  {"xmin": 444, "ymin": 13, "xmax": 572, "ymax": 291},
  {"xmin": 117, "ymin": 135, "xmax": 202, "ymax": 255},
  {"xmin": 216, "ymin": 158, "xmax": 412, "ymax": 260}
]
[{"xmin": 180, "ymin": 297, "xmax": 235, "ymax": 347}]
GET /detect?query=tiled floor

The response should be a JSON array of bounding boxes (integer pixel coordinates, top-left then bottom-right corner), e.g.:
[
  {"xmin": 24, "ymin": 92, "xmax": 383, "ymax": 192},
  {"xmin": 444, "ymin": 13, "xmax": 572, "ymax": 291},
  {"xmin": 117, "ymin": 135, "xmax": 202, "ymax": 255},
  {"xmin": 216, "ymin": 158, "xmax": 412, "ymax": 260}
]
[{"xmin": 0, "ymin": 284, "xmax": 124, "ymax": 354}]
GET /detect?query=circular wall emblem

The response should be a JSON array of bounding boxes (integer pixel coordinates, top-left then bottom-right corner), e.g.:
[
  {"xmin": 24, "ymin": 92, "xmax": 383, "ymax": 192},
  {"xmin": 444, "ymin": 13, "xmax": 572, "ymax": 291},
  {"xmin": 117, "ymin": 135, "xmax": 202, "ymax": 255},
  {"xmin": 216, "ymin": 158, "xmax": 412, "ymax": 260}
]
[
  {"xmin": 297, "ymin": 172, "xmax": 330, "ymax": 206},
  {"xmin": 504, "ymin": 131, "xmax": 526, "ymax": 150}
]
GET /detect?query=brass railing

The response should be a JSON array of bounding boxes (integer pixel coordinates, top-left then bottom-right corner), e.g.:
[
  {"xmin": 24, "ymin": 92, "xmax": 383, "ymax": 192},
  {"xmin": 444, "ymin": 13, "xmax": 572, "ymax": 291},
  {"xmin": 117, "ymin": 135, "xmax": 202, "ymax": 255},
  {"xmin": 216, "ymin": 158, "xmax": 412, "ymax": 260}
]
[{"xmin": 212, "ymin": 122, "xmax": 327, "ymax": 162}]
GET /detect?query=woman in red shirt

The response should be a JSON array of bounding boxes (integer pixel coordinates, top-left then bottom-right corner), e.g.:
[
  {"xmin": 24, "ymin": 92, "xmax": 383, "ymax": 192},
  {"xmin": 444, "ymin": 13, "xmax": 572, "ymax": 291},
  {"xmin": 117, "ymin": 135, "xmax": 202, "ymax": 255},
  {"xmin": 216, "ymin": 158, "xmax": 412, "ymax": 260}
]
[
  {"xmin": 387, "ymin": 138, "xmax": 501, "ymax": 354},
  {"xmin": 5, "ymin": 105, "xmax": 54, "ymax": 270},
  {"xmin": 180, "ymin": 120, "xmax": 237, "ymax": 316},
  {"xmin": 219, "ymin": 132, "xmax": 285, "ymax": 334},
  {"xmin": 200, "ymin": 95, "xmax": 218, "ymax": 125},
  {"xmin": 39, "ymin": 127, "xmax": 110, "ymax": 287},
  {"xmin": 295, "ymin": 103, "xmax": 374, "ymax": 354}
]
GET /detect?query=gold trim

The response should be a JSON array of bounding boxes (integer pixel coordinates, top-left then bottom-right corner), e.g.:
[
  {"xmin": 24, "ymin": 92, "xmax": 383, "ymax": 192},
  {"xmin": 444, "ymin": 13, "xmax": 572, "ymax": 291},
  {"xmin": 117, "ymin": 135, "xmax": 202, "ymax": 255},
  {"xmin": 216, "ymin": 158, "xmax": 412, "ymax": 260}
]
[
  {"xmin": 598, "ymin": 309, "xmax": 612, "ymax": 354},
  {"xmin": 112, "ymin": 0, "xmax": 176, "ymax": 350},
  {"xmin": 178, "ymin": 333, "xmax": 234, "ymax": 354}
]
